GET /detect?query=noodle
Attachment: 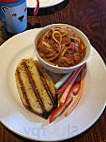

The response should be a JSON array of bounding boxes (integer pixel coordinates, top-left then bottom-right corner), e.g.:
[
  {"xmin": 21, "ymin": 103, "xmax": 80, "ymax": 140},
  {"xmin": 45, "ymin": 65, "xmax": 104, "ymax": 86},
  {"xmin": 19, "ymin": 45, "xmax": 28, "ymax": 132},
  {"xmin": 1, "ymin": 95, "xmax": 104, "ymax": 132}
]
[
  {"xmin": 42, "ymin": 41, "xmax": 52, "ymax": 50},
  {"xmin": 52, "ymin": 31, "xmax": 62, "ymax": 44},
  {"xmin": 37, "ymin": 26, "xmax": 87, "ymax": 67}
]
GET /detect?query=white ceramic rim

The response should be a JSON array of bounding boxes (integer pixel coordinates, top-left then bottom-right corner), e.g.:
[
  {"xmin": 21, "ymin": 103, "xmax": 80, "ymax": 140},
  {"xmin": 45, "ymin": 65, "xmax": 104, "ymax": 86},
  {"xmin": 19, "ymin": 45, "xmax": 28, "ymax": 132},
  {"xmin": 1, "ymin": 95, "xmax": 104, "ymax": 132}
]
[
  {"xmin": 35, "ymin": 24, "xmax": 92, "ymax": 70},
  {"xmin": 0, "ymin": 28, "xmax": 105, "ymax": 141},
  {"xmin": 27, "ymin": 0, "xmax": 64, "ymax": 8}
]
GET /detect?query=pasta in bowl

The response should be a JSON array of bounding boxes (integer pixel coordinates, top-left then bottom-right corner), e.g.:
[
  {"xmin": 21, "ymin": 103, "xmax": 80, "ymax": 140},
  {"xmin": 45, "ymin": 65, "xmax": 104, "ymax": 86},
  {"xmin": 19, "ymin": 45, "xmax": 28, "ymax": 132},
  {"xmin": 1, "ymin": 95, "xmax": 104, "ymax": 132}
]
[{"xmin": 35, "ymin": 24, "xmax": 91, "ymax": 73}]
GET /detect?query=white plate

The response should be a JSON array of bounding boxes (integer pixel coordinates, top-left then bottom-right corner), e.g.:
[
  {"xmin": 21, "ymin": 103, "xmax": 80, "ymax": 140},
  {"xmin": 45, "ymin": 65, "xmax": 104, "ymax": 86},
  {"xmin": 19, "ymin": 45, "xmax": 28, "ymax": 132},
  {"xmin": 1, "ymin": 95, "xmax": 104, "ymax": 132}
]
[
  {"xmin": 27, "ymin": 0, "xmax": 64, "ymax": 8},
  {"xmin": 0, "ymin": 28, "xmax": 105, "ymax": 141}
]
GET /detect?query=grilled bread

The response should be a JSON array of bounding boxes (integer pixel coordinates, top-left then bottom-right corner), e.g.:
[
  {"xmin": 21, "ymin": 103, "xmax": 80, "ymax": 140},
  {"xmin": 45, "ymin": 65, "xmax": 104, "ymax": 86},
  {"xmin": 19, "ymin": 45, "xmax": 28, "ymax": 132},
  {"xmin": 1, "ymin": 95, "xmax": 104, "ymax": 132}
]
[{"xmin": 15, "ymin": 58, "xmax": 58, "ymax": 119}]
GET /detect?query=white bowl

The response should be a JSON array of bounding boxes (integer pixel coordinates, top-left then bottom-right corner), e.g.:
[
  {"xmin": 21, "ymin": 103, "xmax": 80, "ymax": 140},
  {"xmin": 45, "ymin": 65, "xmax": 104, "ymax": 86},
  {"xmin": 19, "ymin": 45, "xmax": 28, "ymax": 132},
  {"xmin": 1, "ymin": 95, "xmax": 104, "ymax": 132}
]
[{"xmin": 35, "ymin": 24, "xmax": 91, "ymax": 73}]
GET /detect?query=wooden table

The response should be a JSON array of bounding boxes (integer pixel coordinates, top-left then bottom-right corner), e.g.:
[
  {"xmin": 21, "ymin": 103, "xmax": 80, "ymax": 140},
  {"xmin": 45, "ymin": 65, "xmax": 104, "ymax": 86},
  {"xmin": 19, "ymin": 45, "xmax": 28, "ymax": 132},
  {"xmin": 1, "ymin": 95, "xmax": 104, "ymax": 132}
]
[{"xmin": 0, "ymin": 0, "xmax": 106, "ymax": 141}]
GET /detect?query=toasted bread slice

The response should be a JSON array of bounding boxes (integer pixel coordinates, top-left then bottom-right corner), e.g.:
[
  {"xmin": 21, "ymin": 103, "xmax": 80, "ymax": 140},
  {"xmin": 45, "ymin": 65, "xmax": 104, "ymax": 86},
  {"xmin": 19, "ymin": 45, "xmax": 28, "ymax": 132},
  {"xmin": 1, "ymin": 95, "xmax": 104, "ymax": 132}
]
[{"xmin": 15, "ymin": 58, "xmax": 58, "ymax": 119}]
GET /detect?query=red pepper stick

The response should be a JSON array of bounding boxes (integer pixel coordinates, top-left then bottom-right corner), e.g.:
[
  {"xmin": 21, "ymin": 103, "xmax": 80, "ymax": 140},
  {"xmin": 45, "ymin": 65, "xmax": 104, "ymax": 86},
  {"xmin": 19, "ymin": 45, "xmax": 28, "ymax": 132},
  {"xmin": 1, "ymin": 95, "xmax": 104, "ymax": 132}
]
[
  {"xmin": 49, "ymin": 91, "xmax": 73, "ymax": 123},
  {"xmin": 65, "ymin": 67, "xmax": 86, "ymax": 117},
  {"xmin": 72, "ymin": 81, "xmax": 80, "ymax": 96},
  {"xmin": 56, "ymin": 64, "xmax": 85, "ymax": 95},
  {"xmin": 49, "ymin": 65, "xmax": 86, "ymax": 123},
  {"xmin": 49, "ymin": 105, "xmax": 66, "ymax": 123},
  {"xmin": 49, "ymin": 72, "xmax": 85, "ymax": 123},
  {"xmin": 49, "ymin": 81, "xmax": 81, "ymax": 123},
  {"xmin": 58, "ymin": 64, "xmax": 85, "ymax": 105}
]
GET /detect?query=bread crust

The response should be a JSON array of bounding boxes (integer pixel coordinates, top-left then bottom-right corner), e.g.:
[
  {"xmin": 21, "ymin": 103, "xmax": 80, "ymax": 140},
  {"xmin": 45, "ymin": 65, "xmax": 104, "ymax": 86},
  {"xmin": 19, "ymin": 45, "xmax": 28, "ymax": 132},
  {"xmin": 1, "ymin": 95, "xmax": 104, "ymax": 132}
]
[{"xmin": 15, "ymin": 58, "xmax": 58, "ymax": 119}]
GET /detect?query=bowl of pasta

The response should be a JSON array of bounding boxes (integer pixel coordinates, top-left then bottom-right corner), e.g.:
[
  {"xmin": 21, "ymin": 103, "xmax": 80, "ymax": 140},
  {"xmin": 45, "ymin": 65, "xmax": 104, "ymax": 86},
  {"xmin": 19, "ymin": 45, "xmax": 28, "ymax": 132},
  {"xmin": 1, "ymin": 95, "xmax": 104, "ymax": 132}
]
[{"xmin": 35, "ymin": 24, "xmax": 91, "ymax": 73}]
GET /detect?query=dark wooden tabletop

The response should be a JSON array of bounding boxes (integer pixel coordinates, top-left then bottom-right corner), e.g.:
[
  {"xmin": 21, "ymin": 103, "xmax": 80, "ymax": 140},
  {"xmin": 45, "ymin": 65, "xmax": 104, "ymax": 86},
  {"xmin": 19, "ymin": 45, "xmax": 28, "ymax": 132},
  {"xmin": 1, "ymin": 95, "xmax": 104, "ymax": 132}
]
[{"xmin": 0, "ymin": 0, "xmax": 106, "ymax": 142}]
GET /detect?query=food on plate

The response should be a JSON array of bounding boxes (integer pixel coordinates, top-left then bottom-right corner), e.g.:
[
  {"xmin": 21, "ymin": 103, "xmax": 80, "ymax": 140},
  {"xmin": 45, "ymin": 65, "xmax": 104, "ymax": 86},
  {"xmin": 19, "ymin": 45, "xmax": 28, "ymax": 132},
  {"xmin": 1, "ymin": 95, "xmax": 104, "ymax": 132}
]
[
  {"xmin": 15, "ymin": 58, "xmax": 86, "ymax": 122},
  {"xmin": 15, "ymin": 58, "xmax": 58, "ymax": 119},
  {"xmin": 55, "ymin": 72, "xmax": 72, "ymax": 90},
  {"xmin": 37, "ymin": 26, "xmax": 87, "ymax": 67},
  {"xmin": 57, "ymin": 64, "xmax": 85, "ymax": 105},
  {"xmin": 65, "ymin": 67, "xmax": 86, "ymax": 117},
  {"xmin": 49, "ymin": 66, "xmax": 86, "ymax": 123}
]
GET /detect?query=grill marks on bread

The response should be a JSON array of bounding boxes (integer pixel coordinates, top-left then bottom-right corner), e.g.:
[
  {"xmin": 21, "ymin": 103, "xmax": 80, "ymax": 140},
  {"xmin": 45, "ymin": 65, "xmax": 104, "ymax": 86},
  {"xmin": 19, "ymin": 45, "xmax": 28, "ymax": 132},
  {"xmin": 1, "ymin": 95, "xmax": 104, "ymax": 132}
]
[
  {"xmin": 22, "ymin": 61, "xmax": 46, "ymax": 114},
  {"xmin": 15, "ymin": 59, "xmax": 57, "ymax": 119},
  {"xmin": 16, "ymin": 63, "xmax": 43, "ymax": 114},
  {"xmin": 16, "ymin": 68, "xmax": 31, "ymax": 109},
  {"xmin": 35, "ymin": 62, "xmax": 56, "ymax": 107}
]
